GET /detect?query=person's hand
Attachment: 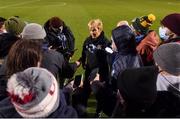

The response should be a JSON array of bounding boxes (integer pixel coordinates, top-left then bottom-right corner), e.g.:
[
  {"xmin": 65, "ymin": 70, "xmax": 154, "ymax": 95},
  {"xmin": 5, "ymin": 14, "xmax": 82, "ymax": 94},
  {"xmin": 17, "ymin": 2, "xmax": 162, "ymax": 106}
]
[
  {"xmin": 75, "ymin": 60, "xmax": 81, "ymax": 67},
  {"xmin": 90, "ymin": 73, "xmax": 100, "ymax": 85}
]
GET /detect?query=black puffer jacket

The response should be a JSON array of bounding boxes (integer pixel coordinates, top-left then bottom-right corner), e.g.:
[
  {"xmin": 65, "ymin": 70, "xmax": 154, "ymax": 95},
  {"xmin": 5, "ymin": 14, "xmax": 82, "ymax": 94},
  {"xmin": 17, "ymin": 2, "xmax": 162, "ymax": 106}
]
[{"xmin": 44, "ymin": 20, "xmax": 75, "ymax": 60}]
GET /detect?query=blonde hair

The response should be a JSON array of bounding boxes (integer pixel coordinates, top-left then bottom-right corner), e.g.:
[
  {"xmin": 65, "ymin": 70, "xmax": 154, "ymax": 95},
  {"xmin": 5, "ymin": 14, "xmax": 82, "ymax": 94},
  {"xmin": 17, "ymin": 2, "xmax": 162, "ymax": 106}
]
[
  {"xmin": 88, "ymin": 19, "xmax": 103, "ymax": 31},
  {"xmin": 117, "ymin": 20, "xmax": 129, "ymax": 27}
]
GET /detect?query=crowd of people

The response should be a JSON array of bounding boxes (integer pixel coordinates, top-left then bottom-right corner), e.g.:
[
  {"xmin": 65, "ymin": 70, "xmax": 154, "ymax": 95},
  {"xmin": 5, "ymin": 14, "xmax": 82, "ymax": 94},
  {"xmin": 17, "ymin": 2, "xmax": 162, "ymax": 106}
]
[{"xmin": 0, "ymin": 12, "xmax": 180, "ymax": 118}]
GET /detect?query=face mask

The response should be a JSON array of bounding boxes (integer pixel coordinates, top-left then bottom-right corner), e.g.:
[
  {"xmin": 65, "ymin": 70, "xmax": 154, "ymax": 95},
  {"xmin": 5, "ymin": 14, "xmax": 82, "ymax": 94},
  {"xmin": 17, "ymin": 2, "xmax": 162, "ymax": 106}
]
[{"xmin": 159, "ymin": 27, "xmax": 169, "ymax": 41}]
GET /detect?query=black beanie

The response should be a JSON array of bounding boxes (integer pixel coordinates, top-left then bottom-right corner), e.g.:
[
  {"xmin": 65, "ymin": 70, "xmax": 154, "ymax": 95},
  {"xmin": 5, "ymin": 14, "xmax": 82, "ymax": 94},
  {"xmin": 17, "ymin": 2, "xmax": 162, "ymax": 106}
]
[
  {"xmin": 117, "ymin": 66, "xmax": 159, "ymax": 108},
  {"xmin": 153, "ymin": 42, "xmax": 180, "ymax": 76},
  {"xmin": 161, "ymin": 13, "xmax": 180, "ymax": 36}
]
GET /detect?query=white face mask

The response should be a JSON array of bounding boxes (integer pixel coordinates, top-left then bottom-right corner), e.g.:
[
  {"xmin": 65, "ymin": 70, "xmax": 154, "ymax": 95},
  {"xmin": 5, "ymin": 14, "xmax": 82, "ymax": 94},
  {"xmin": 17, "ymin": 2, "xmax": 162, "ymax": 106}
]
[{"xmin": 159, "ymin": 27, "xmax": 170, "ymax": 41}]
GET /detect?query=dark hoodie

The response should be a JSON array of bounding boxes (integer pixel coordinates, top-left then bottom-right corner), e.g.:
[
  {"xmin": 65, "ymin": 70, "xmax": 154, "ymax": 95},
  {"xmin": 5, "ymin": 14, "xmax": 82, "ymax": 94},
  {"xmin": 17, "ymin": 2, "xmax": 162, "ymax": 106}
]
[
  {"xmin": 111, "ymin": 25, "xmax": 143, "ymax": 79},
  {"xmin": 0, "ymin": 90, "xmax": 77, "ymax": 118}
]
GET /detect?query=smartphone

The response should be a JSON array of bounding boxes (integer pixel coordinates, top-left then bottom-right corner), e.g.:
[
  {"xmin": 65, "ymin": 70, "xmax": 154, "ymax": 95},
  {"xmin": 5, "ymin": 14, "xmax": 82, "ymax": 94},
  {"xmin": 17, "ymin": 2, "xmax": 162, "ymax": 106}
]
[{"xmin": 73, "ymin": 74, "xmax": 83, "ymax": 88}]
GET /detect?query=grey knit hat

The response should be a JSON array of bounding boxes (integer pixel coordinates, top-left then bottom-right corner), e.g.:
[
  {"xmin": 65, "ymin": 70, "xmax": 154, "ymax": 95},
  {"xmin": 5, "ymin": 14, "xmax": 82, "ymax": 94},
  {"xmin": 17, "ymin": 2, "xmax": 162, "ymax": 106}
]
[
  {"xmin": 21, "ymin": 23, "xmax": 46, "ymax": 40},
  {"xmin": 7, "ymin": 67, "xmax": 59, "ymax": 117},
  {"xmin": 153, "ymin": 43, "xmax": 180, "ymax": 76}
]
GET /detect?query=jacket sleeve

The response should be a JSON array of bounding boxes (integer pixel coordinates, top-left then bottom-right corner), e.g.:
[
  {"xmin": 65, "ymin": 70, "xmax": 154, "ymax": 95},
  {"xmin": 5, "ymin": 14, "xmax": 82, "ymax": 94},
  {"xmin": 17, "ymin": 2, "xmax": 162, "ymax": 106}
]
[
  {"xmin": 96, "ymin": 49, "xmax": 110, "ymax": 83},
  {"xmin": 80, "ymin": 40, "xmax": 87, "ymax": 69},
  {"xmin": 65, "ymin": 26, "xmax": 75, "ymax": 52},
  {"xmin": 61, "ymin": 60, "xmax": 77, "ymax": 79}
]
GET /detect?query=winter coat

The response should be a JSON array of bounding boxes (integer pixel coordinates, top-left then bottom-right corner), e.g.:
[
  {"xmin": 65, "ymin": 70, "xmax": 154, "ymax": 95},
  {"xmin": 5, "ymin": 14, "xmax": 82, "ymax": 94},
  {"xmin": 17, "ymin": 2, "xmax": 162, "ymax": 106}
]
[
  {"xmin": 81, "ymin": 31, "xmax": 110, "ymax": 70},
  {"xmin": 111, "ymin": 25, "xmax": 143, "ymax": 79},
  {"xmin": 136, "ymin": 30, "xmax": 160, "ymax": 66},
  {"xmin": 0, "ymin": 90, "xmax": 78, "ymax": 118},
  {"xmin": 44, "ymin": 20, "xmax": 75, "ymax": 60},
  {"xmin": 41, "ymin": 49, "xmax": 77, "ymax": 80},
  {"xmin": 0, "ymin": 33, "xmax": 19, "ymax": 59}
]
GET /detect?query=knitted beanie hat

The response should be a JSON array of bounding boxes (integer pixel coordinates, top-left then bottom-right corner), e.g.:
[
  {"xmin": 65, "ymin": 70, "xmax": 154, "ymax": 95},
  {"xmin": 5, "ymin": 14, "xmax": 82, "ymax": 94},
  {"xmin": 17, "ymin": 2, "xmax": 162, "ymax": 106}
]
[
  {"xmin": 161, "ymin": 13, "xmax": 180, "ymax": 36},
  {"xmin": 153, "ymin": 43, "xmax": 180, "ymax": 76},
  {"xmin": 21, "ymin": 23, "xmax": 46, "ymax": 40},
  {"xmin": 117, "ymin": 66, "xmax": 159, "ymax": 109},
  {"xmin": 132, "ymin": 14, "xmax": 156, "ymax": 35},
  {"xmin": 5, "ymin": 16, "xmax": 26, "ymax": 35},
  {"xmin": 7, "ymin": 67, "xmax": 59, "ymax": 117}
]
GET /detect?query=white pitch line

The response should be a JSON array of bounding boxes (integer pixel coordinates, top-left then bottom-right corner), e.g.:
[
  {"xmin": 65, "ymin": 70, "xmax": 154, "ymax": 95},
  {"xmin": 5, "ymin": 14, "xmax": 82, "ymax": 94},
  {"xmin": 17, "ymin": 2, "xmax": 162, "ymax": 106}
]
[
  {"xmin": 0, "ymin": 0, "xmax": 40, "ymax": 9},
  {"xmin": 0, "ymin": 1, "xmax": 67, "ymax": 9},
  {"xmin": 167, "ymin": 2, "xmax": 180, "ymax": 6}
]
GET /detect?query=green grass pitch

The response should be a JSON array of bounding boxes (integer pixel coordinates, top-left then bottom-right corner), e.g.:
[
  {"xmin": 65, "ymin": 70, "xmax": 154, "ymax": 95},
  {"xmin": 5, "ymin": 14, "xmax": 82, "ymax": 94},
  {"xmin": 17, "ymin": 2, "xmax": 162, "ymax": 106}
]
[{"xmin": 0, "ymin": 0, "xmax": 180, "ymax": 117}]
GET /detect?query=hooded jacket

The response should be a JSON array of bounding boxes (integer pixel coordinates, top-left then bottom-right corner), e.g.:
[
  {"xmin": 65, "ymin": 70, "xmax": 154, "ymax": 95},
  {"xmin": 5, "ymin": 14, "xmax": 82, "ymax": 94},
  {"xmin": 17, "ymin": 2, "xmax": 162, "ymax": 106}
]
[{"xmin": 111, "ymin": 25, "xmax": 143, "ymax": 79}]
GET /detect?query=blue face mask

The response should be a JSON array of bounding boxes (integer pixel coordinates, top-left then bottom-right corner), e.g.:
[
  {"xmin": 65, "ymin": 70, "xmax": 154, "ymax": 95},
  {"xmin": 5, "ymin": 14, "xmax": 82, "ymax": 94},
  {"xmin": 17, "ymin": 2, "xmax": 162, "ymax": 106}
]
[{"xmin": 159, "ymin": 27, "xmax": 169, "ymax": 41}]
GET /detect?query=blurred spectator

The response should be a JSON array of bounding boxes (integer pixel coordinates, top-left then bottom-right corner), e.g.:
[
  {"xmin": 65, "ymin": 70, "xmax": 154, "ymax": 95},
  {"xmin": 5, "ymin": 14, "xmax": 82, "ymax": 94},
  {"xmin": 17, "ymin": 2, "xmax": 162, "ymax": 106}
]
[
  {"xmin": 159, "ymin": 13, "xmax": 180, "ymax": 43},
  {"xmin": 154, "ymin": 43, "xmax": 180, "ymax": 93},
  {"xmin": 0, "ymin": 17, "xmax": 6, "ymax": 34},
  {"xmin": 0, "ymin": 39, "xmax": 42, "ymax": 101},
  {"xmin": 131, "ymin": 14, "xmax": 160, "ymax": 66},
  {"xmin": 44, "ymin": 16, "xmax": 75, "ymax": 61},
  {"xmin": 111, "ymin": 25, "xmax": 143, "ymax": 80},
  {"xmin": 112, "ymin": 43, "xmax": 180, "ymax": 117},
  {"xmin": 117, "ymin": 20, "xmax": 129, "ymax": 27},
  {"xmin": 5, "ymin": 16, "xmax": 26, "ymax": 37},
  {"xmin": 112, "ymin": 66, "xmax": 159, "ymax": 117},
  {"xmin": 21, "ymin": 23, "xmax": 80, "ymax": 88},
  {"xmin": 0, "ymin": 67, "xmax": 77, "ymax": 118},
  {"xmin": 6, "ymin": 40, "xmax": 42, "ymax": 76},
  {"xmin": 0, "ymin": 16, "xmax": 26, "ymax": 64},
  {"xmin": 91, "ymin": 25, "xmax": 143, "ymax": 117},
  {"xmin": 0, "ymin": 34, "xmax": 19, "ymax": 62},
  {"xmin": 152, "ymin": 43, "xmax": 180, "ymax": 117}
]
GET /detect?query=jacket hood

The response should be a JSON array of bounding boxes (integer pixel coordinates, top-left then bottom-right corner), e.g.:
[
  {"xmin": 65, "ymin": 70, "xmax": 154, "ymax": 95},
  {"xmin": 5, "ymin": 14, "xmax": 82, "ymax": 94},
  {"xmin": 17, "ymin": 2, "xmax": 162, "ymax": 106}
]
[{"xmin": 112, "ymin": 25, "xmax": 136, "ymax": 55}]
